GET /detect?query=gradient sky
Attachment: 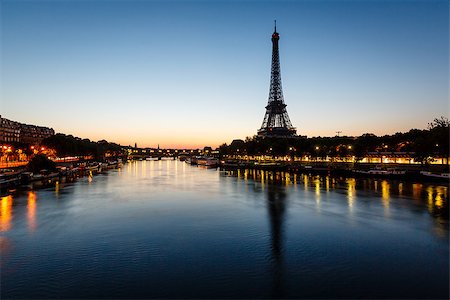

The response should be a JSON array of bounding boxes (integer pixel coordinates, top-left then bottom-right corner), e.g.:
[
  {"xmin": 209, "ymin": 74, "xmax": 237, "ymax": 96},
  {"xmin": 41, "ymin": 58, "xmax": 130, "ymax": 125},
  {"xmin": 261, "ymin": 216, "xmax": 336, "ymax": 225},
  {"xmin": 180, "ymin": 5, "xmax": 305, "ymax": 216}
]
[{"xmin": 1, "ymin": 0, "xmax": 448, "ymax": 148}]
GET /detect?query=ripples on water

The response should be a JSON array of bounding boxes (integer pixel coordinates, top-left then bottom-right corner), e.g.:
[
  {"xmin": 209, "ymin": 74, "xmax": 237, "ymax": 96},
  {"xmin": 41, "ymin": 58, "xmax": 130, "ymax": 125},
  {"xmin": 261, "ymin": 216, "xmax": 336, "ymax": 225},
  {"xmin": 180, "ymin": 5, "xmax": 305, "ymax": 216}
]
[{"xmin": 0, "ymin": 160, "xmax": 448, "ymax": 299}]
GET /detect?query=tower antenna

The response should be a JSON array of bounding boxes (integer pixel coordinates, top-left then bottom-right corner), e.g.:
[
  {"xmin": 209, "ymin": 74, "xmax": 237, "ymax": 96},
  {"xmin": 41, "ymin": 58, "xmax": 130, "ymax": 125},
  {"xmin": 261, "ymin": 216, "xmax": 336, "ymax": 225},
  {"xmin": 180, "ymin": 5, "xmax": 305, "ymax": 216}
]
[{"xmin": 274, "ymin": 20, "xmax": 277, "ymax": 32}]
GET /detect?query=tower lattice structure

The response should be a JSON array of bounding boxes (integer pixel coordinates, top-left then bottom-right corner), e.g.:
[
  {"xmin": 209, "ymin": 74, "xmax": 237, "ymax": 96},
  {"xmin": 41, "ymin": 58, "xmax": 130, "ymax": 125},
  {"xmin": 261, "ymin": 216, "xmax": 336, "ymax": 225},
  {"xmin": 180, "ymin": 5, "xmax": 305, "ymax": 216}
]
[{"xmin": 258, "ymin": 22, "xmax": 297, "ymax": 137}]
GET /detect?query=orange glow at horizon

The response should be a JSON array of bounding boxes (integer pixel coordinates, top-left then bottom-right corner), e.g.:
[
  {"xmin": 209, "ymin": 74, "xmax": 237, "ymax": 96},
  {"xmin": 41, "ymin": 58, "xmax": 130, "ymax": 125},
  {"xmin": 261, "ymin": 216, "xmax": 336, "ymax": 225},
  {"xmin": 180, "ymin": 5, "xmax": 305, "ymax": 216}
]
[{"xmin": 55, "ymin": 118, "xmax": 435, "ymax": 150}]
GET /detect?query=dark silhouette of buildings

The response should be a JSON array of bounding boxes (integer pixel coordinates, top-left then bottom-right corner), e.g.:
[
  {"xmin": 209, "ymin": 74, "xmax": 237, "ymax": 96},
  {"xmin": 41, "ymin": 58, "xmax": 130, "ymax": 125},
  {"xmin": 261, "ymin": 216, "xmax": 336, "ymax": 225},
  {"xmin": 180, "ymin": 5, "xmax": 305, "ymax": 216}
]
[{"xmin": 0, "ymin": 115, "xmax": 54, "ymax": 144}]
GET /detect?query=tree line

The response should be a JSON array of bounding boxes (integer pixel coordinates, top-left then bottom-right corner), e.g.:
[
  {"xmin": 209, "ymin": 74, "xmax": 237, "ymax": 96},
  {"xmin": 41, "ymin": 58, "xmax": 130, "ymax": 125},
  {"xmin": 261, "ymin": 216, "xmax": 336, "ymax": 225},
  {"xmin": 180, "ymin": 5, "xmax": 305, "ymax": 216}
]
[
  {"xmin": 42, "ymin": 133, "xmax": 123, "ymax": 161},
  {"xmin": 218, "ymin": 117, "xmax": 449, "ymax": 164}
]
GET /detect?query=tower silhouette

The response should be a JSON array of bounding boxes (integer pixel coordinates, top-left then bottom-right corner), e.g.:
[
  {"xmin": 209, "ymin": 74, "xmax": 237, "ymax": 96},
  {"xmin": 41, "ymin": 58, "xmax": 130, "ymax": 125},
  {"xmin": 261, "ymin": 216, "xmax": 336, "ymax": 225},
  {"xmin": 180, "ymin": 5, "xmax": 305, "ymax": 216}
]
[{"xmin": 258, "ymin": 21, "xmax": 297, "ymax": 137}]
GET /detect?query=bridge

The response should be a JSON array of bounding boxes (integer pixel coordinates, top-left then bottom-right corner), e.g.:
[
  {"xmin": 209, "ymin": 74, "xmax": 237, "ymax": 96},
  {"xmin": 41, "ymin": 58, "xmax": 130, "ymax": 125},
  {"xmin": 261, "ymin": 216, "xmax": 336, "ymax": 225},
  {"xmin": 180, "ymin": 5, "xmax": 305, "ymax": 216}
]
[{"xmin": 123, "ymin": 146, "xmax": 218, "ymax": 160}]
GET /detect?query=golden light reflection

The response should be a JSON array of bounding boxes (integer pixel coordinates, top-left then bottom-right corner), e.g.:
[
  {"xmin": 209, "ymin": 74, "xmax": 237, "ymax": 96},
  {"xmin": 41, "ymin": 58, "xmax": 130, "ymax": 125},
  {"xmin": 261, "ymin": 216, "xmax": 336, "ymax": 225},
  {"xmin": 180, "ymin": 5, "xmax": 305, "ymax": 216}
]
[
  {"xmin": 434, "ymin": 186, "xmax": 447, "ymax": 209},
  {"xmin": 314, "ymin": 177, "xmax": 320, "ymax": 197},
  {"xmin": 325, "ymin": 176, "xmax": 330, "ymax": 192},
  {"xmin": 412, "ymin": 183, "xmax": 422, "ymax": 200},
  {"xmin": 303, "ymin": 174, "xmax": 309, "ymax": 191},
  {"xmin": 347, "ymin": 178, "xmax": 356, "ymax": 212},
  {"xmin": 0, "ymin": 195, "xmax": 13, "ymax": 232},
  {"xmin": 260, "ymin": 170, "xmax": 265, "ymax": 190},
  {"xmin": 314, "ymin": 177, "xmax": 321, "ymax": 210},
  {"xmin": 425, "ymin": 186, "xmax": 435, "ymax": 215},
  {"xmin": 28, "ymin": 191, "xmax": 37, "ymax": 232},
  {"xmin": 424, "ymin": 185, "xmax": 448, "ymax": 217},
  {"xmin": 435, "ymin": 193, "xmax": 443, "ymax": 208},
  {"xmin": 55, "ymin": 180, "xmax": 60, "ymax": 196},
  {"xmin": 398, "ymin": 182, "xmax": 403, "ymax": 196},
  {"xmin": 285, "ymin": 172, "xmax": 290, "ymax": 186},
  {"xmin": 381, "ymin": 181, "xmax": 390, "ymax": 214}
]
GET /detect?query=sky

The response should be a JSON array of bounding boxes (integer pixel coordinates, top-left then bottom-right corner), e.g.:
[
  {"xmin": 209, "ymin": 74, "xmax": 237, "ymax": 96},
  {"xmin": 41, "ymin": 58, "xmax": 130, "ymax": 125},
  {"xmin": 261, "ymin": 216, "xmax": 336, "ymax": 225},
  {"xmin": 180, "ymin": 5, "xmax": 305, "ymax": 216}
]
[{"xmin": 1, "ymin": 0, "xmax": 448, "ymax": 149}]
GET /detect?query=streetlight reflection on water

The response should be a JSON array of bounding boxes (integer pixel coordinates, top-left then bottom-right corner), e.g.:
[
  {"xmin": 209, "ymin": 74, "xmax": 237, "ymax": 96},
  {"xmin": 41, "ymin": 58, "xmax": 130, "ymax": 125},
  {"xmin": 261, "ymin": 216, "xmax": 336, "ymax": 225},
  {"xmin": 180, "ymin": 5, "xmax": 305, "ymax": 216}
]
[
  {"xmin": 0, "ymin": 165, "xmax": 447, "ymax": 234},
  {"xmin": 27, "ymin": 191, "xmax": 37, "ymax": 232},
  {"xmin": 1, "ymin": 195, "xmax": 13, "ymax": 232},
  {"xmin": 222, "ymin": 168, "xmax": 448, "ymax": 222}
]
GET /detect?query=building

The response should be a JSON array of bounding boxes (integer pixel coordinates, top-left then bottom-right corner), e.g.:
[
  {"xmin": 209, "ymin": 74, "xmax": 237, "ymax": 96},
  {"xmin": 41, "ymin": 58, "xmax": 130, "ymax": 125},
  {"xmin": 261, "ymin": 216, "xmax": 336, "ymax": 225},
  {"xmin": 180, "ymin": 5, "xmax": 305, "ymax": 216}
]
[
  {"xmin": 0, "ymin": 116, "xmax": 21, "ymax": 143},
  {"xmin": 0, "ymin": 115, "xmax": 55, "ymax": 144},
  {"xmin": 20, "ymin": 124, "xmax": 55, "ymax": 144}
]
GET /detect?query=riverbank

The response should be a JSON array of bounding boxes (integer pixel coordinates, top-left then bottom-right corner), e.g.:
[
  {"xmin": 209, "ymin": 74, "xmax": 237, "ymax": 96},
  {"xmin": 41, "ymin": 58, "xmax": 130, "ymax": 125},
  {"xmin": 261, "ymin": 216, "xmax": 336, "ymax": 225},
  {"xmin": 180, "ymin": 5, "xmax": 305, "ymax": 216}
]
[
  {"xmin": 1, "ymin": 158, "xmax": 448, "ymax": 196},
  {"xmin": 218, "ymin": 160, "xmax": 449, "ymax": 183},
  {"xmin": 0, "ymin": 160, "xmax": 122, "ymax": 196}
]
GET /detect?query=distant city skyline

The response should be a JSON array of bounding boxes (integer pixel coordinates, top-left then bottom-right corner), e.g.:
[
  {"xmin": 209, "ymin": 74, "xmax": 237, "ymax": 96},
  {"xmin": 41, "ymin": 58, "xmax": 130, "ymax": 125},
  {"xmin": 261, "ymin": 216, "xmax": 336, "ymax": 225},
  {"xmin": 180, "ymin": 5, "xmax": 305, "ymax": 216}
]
[{"xmin": 1, "ymin": 0, "xmax": 448, "ymax": 149}]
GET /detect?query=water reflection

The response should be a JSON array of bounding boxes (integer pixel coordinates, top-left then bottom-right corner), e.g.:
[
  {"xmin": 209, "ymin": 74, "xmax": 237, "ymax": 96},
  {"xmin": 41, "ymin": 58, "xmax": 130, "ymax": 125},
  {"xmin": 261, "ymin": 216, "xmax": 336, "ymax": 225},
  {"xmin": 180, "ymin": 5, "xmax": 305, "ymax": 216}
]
[
  {"xmin": 221, "ymin": 169, "xmax": 449, "ymax": 222},
  {"xmin": 2, "ymin": 162, "xmax": 448, "ymax": 299},
  {"xmin": 265, "ymin": 184, "xmax": 287, "ymax": 298},
  {"xmin": 27, "ymin": 191, "xmax": 37, "ymax": 232},
  {"xmin": 381, "ymin": 180, "xmax": 390, "ymax": 216},
  {"xmin": 0, "ymin": 195, "xmax": 13, "ymax": 232},
  {"xmin": 314, "ymin": 177, "xmax": 321, "ymax": 211},
  {"xmin": 347, "ymin": 178, "xmax": 356, "ymax": 214},
  {"xmin": 55, "ymin": 180, "xmax": 60, "ymax": 196}
]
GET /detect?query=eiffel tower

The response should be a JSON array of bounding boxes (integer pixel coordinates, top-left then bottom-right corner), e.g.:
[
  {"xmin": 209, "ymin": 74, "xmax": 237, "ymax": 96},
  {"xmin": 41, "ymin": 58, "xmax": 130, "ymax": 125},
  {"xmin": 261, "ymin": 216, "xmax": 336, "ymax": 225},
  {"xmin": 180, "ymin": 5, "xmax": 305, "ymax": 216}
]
[{"xmin": 258, "ymin": 21, "xmax": 297, "ymax": 137}]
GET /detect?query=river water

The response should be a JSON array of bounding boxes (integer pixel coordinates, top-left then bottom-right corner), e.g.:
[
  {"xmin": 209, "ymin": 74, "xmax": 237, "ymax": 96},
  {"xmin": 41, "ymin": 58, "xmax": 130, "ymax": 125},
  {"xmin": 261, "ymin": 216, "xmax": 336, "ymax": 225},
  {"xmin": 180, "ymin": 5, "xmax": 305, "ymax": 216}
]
[{"xmin": 1, "ymin": 160, "xmax": 448, "ymax": 299}]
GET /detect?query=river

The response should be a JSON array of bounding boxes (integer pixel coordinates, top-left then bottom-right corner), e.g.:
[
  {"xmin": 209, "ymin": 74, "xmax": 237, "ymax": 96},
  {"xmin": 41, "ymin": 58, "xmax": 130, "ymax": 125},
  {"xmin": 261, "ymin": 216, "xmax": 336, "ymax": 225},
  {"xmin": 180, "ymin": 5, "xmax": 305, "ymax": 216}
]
[{"xmin": 1, "ymin": 160, "xmax": 448, "ymax": 298}]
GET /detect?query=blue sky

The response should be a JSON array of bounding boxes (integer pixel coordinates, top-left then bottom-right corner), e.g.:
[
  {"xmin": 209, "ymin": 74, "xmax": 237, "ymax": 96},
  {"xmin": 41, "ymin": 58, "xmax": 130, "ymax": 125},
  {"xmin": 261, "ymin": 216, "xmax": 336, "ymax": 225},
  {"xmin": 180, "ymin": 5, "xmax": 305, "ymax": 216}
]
[{"xmin": 1, "ymin": 0, "xmax": 448, "ymax": 148}]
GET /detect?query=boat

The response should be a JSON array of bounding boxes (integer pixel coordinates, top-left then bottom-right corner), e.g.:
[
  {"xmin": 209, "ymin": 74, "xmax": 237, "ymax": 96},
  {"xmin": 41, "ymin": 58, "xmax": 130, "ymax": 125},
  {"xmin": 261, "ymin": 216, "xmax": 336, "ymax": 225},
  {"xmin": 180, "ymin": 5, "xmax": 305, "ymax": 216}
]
[
  {"xmin": 420, "ymin": 171, "xmax": 450, "ymax": 179},
  {"xmin": 0, "ymin": 171, "xmax": 21, "ymax": 190},
  {"xmin": 187, "ymin": 156, "xmax": 198, "ymax": 165},
  {"xmin": 220, "ymin": 160, "xmax": 240, "ymax": 168},
  {"xmin": 197, "ymin": 157, "xmax": 219, "ymax": 167},
  {"xmin": 354, "ymin": 166, "xmax": 406, "ymax": 176}
]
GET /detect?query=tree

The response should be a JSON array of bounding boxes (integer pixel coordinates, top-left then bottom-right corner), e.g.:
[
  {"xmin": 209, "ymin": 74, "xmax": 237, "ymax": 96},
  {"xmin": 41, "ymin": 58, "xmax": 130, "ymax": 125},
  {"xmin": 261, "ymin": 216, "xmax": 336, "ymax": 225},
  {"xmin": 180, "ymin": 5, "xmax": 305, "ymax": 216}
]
[
  {"xmin": 27, "ymin": 154, "xmax": 57, "ymax": 173},
  {"xmin": 353, "ymin": 134, "xmax": 378, "ymax": 162},
  {"xmin": 427, "ymin": 117, "xmax": 449, "ymax": 165}
]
